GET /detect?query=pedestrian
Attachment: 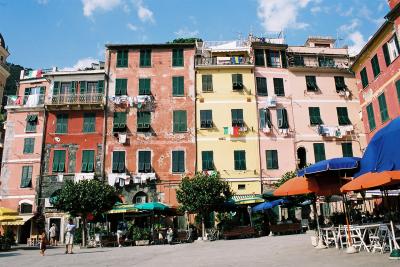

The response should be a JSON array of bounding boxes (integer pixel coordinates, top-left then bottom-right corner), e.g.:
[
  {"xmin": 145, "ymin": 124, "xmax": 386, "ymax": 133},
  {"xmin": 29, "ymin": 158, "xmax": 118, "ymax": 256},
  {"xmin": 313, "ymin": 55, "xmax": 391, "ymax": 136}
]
[
  {"xmin": 49, "ymin": 223, "xmax": 57, "ymax": 246},
  {"xmin": 65, "ymin": 218, "xmax": 76, "ymax": 254},
  {"xmin": 117, "ymin": 221, "xmax": 127, "ymax": 247},
  {"xmin": 39, "ymin": 231, "xmax": 48, "ymax": 256},
  {"xmin": 166, "ymin": 227, "xmax": 173, "ymax": 245}
]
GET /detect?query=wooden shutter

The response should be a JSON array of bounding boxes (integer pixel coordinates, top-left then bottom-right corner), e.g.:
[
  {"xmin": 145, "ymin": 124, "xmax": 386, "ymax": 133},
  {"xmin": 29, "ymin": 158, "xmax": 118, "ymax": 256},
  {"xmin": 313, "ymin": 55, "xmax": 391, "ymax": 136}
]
[
  {"xmin": 371, "ymin": 55, "xmax": 381, "ymax": 77},
  {"xmin": 118, "ymin": 151, "xmax": 125, "ymax": 172},
  {"xmin": 313, "ymin": 143, "xmax": 326, "ymax": 162},
  {"xmin": 139, "ymin": 78, "xmax": 151, "ymax": 95},
  {"xmin": 256, "ymin": 77, "xmax": 268, "ymax": 96},
  {"xmin": 378, "ymin": 93, "xmax": 389, "ymax": 122},
  {"xmin": 254, "ymin": 49, "xmax": 265, "ymax": 66},
  {"xmin": 281, "ymin": 51, "xmax": 287, "ymax": 68},
  {"xmin": 360, "ymin": 68, "xmax": 369, "ymax": 88},
  {"xmin": 383, "ymin": 43, "xmax": 391, "ymax": 66},
  {"xmin": 21, "ymin": 166, "xmax": 32, "ymax": 188},
  {"xmin": 341, "ymin": 143, "xmax": 353, "ymax": 157},
  {"xmin": 202, "ymin": 75, "xmax": 213, "ymax": 92},
  {"xmin": 172, "ymin": 151, "xmax": 184, "ymax": 172},
  {"xmin": 259, "ymin": 109, "xmax": 266, "ymax": 128},
  {"xmin": 366, "ymin": 104, "xmax": 376, "ymax": 131},
  {"xmin": 337, "ymin": 107, "xmax": 350, "ymax": 125},
  {"xmin": 53, "ymin": 81, "xmax": 60, "ymax": 95},
  {"xmin": 273, "ymin": 78, "xmax": 284, "ymax": 96},
  {"xmin": 71, "ymin": 81, "xmax": 76, "ymax": 94},
  {"xmin": 80, "ymin": 81, "xmax": 87, "ymax": 94},
  {"xmin": 97, "ymin": 80, "xmax": 104, "ymax": 93},
  {"xmin": 396, "ymin": 80, "xmax": 400, "ymax": 104},
  {"xmin": 309, "ymin": 107, "xmax": 322, "ymax": 125},
  {"xmin": 53, "ymin": 150, "xmax": 65, "ymax": 172}
]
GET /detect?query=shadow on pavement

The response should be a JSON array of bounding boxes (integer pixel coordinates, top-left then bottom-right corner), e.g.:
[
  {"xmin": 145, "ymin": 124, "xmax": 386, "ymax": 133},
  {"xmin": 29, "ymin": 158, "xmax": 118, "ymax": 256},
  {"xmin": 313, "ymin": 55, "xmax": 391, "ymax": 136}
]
[{"xmin": 0, "ymin": 252, "xmax": 21, "ymax": 257}]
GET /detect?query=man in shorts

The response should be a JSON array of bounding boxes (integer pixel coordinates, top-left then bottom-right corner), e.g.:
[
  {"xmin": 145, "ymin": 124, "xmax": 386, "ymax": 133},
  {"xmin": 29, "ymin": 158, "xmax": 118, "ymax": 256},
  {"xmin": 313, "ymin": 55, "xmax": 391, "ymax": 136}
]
[
  {"xmin": 49, "ymin": 223, "xmax": 57, "ymax": 246},
  {"xmin": 65, "ymin": 218, "xmax": 76, "ymax": 254}
]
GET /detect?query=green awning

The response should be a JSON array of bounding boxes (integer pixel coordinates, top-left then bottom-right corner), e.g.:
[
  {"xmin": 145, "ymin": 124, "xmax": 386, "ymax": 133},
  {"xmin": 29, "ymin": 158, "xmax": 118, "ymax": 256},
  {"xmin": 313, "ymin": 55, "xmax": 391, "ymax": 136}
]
[
  {"xmin": 135, "ymin": 202, "xmax": 170, "ymax": 211},
  {"xmin": 229, "ymin": 194, "xmax": 264, "ymax": 205},
  {"xmin": 107, "ymin": 203, "xmax": 138, "ymax": 214}
]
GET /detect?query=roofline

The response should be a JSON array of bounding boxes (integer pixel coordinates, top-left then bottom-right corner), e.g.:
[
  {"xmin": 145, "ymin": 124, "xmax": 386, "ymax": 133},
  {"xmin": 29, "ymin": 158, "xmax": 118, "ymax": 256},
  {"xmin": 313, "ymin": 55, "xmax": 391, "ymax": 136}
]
[
  {"xmin": 385, "ymin": 2, "xmax": 400, "ymax": 21},
  {"xmin": 105, "ymin": 43, "xmax": 196, "ymax": 49},
  {"xmin": 43, "ymin": 69, "xmax": 105, "ymax": 77},
  {"xmin": 251, "ymin": 42, "xmax": 288, "ymax": 49}
]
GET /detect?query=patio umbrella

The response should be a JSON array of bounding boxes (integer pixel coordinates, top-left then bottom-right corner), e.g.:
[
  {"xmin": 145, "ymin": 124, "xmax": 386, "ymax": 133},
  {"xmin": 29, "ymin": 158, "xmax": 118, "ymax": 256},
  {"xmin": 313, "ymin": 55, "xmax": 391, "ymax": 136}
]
[
  {"xmin": 273, "ymin": 177, "xmax": 342, "ymax": 197},
  {"xmin": 341, "ymin": 171, "xmax": 400, "ymax": 193},
  {"xmin": 0, "ymin": 207, "xmax": 19, "ymax": 216},
  {"xmin": 135, "ymin": 202, "xmax": 170, "ymax": 211},
  {"xmin": 297, "ymin": 157, "xmax": 361, "ymax": 177},
  {"xmin": 252, "ymin": 199, "xmax": 288, "ymax": 213},
  {"xmin": 0, "ymin": 215, "xmax": 23, "ymax": 223},
  {"xmin": 107, "ymin": 203, "xmax": 138, "ymax": 214}
]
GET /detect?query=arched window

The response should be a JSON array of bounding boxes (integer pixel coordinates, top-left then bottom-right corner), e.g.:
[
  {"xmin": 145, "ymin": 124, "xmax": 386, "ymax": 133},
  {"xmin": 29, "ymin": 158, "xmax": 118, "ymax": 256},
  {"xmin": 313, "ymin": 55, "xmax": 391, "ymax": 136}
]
[
  {"xmin": 297, "ymin": 147, "xmax": 307, "ymax": 170},
  {"xmin": 20, "ymin": 203, "xmax": 33, "ymax": 214},
  {"xmin": 133, "ymin": 191, "xmax": 148, "ymax": 204}
]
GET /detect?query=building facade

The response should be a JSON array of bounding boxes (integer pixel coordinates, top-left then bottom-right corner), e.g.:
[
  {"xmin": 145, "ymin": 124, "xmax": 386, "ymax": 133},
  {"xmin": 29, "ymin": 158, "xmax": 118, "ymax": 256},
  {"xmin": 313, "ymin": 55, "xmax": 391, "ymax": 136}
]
[
  {"xmin": 352, "ymin": 1, "xmax": 400, "ymax": 142},
  {"xmin": 0, "ymin": 33, "xmax": 10, "ymax": 108},
  {"xmin": 195, "ymin": 40, "xmax": 261, "ymax": 196},
  {"xmin": 0, "ymin": 69, "xmax": 48, "ymax": 242},
  {"xmin": 104, "ymin": 44, "xmax": 196, "ymax": 207}
]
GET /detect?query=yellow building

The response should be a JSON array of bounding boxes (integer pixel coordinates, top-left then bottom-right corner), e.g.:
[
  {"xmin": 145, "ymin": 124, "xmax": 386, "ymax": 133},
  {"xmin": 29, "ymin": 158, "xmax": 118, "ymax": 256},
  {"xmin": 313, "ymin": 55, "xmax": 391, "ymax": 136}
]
[{"xmin": 195, "ymin": 40, "xmax": 261, "ymax": 196}]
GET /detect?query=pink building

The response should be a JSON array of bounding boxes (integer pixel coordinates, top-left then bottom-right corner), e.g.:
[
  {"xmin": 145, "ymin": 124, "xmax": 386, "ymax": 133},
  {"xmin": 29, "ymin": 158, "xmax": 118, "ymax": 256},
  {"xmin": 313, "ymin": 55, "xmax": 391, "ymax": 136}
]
[
  {"xmin": 0, "ymin": 70, "xmax": 49, "ymax": 242},
  {"xmin": 254, "ymin": 36, "xmax": 366, "ymax": 186}
]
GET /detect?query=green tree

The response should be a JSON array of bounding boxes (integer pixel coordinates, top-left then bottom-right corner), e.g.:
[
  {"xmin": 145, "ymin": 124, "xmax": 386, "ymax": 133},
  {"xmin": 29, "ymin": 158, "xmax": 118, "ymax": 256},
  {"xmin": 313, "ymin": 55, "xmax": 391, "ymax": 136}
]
[
  {"xmin": 176, "ymin": 172, "xmax": 232, "ymax": 239},
  {"xmin": 168, "ymin": 38, "xmax": 203, "ymax": 44},
  {"xmin": 53, "ymin": 179, "xmax": 118, "ymax": 246},
  {"xmin": 273, "ymin": 170, "xmax": 297, "ymax": 188}
]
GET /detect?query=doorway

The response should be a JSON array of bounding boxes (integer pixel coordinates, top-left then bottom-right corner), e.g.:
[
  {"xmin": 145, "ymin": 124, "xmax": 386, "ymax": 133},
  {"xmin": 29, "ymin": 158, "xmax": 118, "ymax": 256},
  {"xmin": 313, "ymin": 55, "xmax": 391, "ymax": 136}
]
[
  {"xmin": 49, "ymin": 218, "xmax": 61, "ymax": 244},
  {"xmin": 19, "ymin": 220, "xmax": 31, "ymax": 244},
  {"xmin": 297, "ymin": 147, "xmax": 307, "ymax": 169}
]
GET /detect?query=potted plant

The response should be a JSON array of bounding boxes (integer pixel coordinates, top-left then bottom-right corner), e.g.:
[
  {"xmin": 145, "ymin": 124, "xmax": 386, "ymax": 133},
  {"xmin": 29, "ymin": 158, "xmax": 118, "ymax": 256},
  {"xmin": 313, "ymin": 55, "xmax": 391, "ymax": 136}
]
[{"xmin": 132, "ymin": 227, "xmax": 150, "ymax": 246}]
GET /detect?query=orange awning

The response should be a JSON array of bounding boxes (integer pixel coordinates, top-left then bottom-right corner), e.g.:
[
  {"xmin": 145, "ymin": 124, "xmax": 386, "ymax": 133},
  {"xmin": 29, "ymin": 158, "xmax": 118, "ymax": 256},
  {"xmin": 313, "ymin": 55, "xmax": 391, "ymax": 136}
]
[
  {"xmin": 340, "ymin": 171, "xmax": 400, "ymax": 193},
  {"xmin": 274, "ymin": 176, "xmax": 343, "ymax": 197}
]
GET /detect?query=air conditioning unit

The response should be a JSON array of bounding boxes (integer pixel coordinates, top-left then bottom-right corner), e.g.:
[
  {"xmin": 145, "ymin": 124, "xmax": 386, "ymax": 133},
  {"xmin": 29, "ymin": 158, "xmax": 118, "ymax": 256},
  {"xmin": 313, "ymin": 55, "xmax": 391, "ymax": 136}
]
[
  {"xmin": 45, "ymin": 198, "xmax": 53, "ymax": 208},
  {"xmin": 266, "ymin": 96, "xmax": 277, "ymax": 108},
  {"xmin": 118, "ymin": 133, "xmax": 127, "ymax": 144}
]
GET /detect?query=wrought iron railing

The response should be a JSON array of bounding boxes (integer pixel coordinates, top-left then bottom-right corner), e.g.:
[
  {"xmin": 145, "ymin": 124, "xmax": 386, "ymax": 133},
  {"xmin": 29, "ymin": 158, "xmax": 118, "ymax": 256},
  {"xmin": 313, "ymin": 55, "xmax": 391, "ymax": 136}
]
[
  {"xmin": 6, "ymin": 95, "xmax": 45, "ymax": 107},
  {"xmin": 47, "ymin": 93, "xmax": 104, "ymax": 105},
  {"xmin": 195, "ymin": 56, "xmax": 253, "ymax": 66},
  {"xmin": 288, "ymin": 57, "xmax": 350, "ymax": 69}
]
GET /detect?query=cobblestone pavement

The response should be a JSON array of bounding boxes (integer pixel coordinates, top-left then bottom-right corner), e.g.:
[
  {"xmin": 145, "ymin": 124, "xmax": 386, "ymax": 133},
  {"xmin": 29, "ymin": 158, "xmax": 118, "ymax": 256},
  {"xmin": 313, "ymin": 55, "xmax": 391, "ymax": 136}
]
[{"xmin": 1, "ymin": 233, "xmax": 398, "ymax": 267}]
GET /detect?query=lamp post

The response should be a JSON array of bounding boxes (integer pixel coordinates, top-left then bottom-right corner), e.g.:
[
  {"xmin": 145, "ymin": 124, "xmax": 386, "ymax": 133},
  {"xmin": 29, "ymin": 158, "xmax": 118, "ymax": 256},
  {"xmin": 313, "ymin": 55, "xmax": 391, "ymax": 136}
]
[{"xmin": 247, "ymin": 205, "xmax": 253, "ymax": 227}]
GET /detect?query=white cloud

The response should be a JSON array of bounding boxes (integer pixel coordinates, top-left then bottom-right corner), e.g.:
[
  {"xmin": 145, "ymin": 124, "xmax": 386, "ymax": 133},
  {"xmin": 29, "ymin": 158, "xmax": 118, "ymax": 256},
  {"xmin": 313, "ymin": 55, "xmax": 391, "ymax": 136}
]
[
  {"xmin": 82, "ymin": 0, "xmax": 121, "ymax": 17},
  {"xmin": 61, "ymin": 57, "xmax": 99, "ymax": 71},
  {"xmin": 174, "ymin": 27, "xmax": 200, "ymax": 38},
  {"xmin": 310, "ymin": 6, "xmax": 321, "ymax": 14},
  {"xmin": 347, "ymin": 31, "xmax": 367, "ymax": 56},
  {"xmin": 257, "ymin": 0, "xmax": 317, "ymax": 31},
  {"xmin": 338, "ymin": 19, "xmax": 360, "ymax": 33},
  {"xmin": 127, "ymin": 23, "xmax": 138, "ymax": 31},
  {"xmin": 133, "ymin": 0, "xmax": 154, "ymax": 23}
]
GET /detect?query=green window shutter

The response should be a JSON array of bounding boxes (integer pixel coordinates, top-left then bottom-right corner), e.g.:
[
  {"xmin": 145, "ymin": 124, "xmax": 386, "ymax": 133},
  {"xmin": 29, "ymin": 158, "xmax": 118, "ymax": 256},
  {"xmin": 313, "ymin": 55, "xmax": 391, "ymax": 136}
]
[
  {"xmin": 266, "ymin": 150, "xmax": 278, "ymax": 169},
  {"xmin": 137, "ymin": 112, "xmax": 151, "ymax": 129},
  {"xmin": 172, "ymin": 151, "xmax": 185, "ymax": 173},
  {"xmin": 383, "ymin": 43, "xmax": 391, "ymax": 66},
  {"xmin": 360, "ymin": 67, "xmax": 369, "ymax": 88},
  {"xmin": 80, "ymin": 81, "xmax": 87, "ymax": 94},
  {"xmin": 83, "ymin": 113, "xmax": 96, "ymax": 132},
  {"xmin": 53, "ymin": 150, "xmax": 66, "ymax": 172},
  {"xmin": 277, "ymin": 108, "xmax": 289, "ymax": 129},
  {"xmin": 140, "ymin": 49, "xmax": 151, "ymax": 67},
  {"xmin": 281, "ymin": 51, "xmax": 288, "ymax": 68},
  {"xmin": 234, "ymin": 150, "xmax": 246, "ymax": 170},
  {"xmin": 82, "ymin": 150, "xmax": 95, "ymax": 172},
  {"xmin": 396, "ymin": 80, "xmax": 400, "ymax": 104},
  {"xmin": 231, "ymin": 109, "xmax": 244, "ymax": 127},
  {"xmin": 172, "ymin": 76, "xmax": 184, "ymax": 96},
  {"xmin": 112, "ymin": 151, "xmax": 125, "ymax": 173},
  {"xmin": 56, "ymin": 114, "xmax": 68, "ymax": 134},
  {"xmin": 52, "ymin": 150, "xmax": 59, "ymax": 172},
  {"xmin": 53, "ymin": 81, "xmax": 60, "ymax": 95},
  {"xmin": 366, "ymin": 104, "xmax": 376, "ymax": 131},
  {"xmin": 341, "ymin": 143, "xmax": 353, "ymax": 157},
  {"xmin": 337, "ymin": 107, "xmax": 351, "ymax": 125},
  {"xmin": 378, "ymin": 93, "xmax": 389, "ymax": 122},
  {"xmin": 138, "ymin": 151, "xmax": 151, "ymax": 172},
  {"xmin": 200, "ymin": 110, "xmax": 213, "ymax": 128},
  {"xmin": 117, "ymin": 50, "xmax": 128, "ymax": 67},
  {"xmin": 172, "ymin": 49, "xmax": 184, "ymax": 67},
  {"xmin": 308, "ymin": 107, "xmax": 323, "ymax": 125},
  {"xmin": 202, "ymin": 151, "xmax": 214, "ymax": 171},
  {"xmin": 259, "ymin": 109, "xmax": 266, "ymax": 128},
  {"xmin": 173, "ymin": 110, "xmax": 187, "ymax": 132},
  {"xmin": 82, "ymin": 151, "xmax": 88, "ymax": 172},
  {"xmin": 115, "ymin": 79, "xmax": 127, "ymax": 96},
  {"xmin": 334, "ymin": 76, "xmax": 346, "ymax": 92},
  {"xmin": 26, "ymin": 115, "xmax": 38, "ymax": 132},
  {"xmin": 371, "ymin": 55, "xmax": 381, "ymax": 78},
  {"xmin": 20, "ymin": 166, "xmax": 33, "ymax": 188},
  {"xmin": 23, "ymin": 138, "xmax": 34, "ymax": 154},
  {"xmin": 70, "ymin": 81, "xmax": 76, "ymax": 94},
  {"xmin": 306, "ymin": 76, "xmax": 318, "ymax": 91},
  {"xmin": 232, "ymin": 74, "xmax": 243, "ymax": 90},
  {"xmin": 254, "ymin": 49, "xmax": 265, "ymax": 66},
  {"xmin": 202, "ymin": 75, "xmax": 213, "ymax": 92},
  {"xmin": 139, "ymin": 78, "xmax": 151, "ymax": 95},
  {"xmin": 113, "ymin": 112, "xmax": 127, "ymax": 132},
  {"xmin": 256, "ymin": 77, "xmax": 268, "ymax": 96},
  {"xmin": 97, "ymin": 80, "xmax": 104, "ymax": 93},
  {"xmin": 313, "ymin": 143, "xmax": 326, "ymax": 163},
  {"xmin": 273, "ymin": 78, "xmax": 285, "ymax": 96}
]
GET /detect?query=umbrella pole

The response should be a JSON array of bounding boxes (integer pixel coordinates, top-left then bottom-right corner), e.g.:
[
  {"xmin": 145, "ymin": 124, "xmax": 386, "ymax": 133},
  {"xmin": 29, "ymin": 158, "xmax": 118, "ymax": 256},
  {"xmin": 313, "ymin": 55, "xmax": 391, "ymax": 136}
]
[
  {"xmin": 343, "ymin": 194, "xmax": 357, "ymax": 253},
  {"xmin": 313, "ymin": 197, "xmax": 326, "ymax": 249}
]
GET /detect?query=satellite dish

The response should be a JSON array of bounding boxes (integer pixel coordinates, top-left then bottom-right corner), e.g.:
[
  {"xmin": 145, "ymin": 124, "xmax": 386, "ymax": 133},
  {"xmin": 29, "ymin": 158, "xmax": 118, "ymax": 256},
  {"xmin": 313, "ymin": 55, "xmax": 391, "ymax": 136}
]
[{"xmin": 54, "ymin": 137, "xmax": 60, "ymax": 142}]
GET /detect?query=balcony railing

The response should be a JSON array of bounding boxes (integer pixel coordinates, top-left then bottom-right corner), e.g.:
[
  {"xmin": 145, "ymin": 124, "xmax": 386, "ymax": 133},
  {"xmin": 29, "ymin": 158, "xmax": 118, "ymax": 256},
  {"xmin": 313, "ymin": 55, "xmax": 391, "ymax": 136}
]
[
  {"xmin": 47, "ymin": 93, "xmax": 104, "ymax": 105},
  {"xmin": 195, "ymin": 56, "xmax": 253, "ymax": 66},
  {"xmin": 287, "ymin": 56, "xmax": 350, "ymax": 70},
  {"xmin": 6, "ymin": 95, "xmax": 45, "ymax": 108}
]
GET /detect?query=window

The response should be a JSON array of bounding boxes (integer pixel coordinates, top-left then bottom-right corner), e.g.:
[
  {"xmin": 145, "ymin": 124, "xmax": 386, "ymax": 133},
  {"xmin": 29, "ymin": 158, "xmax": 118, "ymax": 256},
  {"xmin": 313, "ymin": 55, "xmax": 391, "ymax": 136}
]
[
  {"xmin": 231, "ymin": 109, "xmax": 244, "ymax": 127},
  {"xmin": 383, "ymin": 35, "xmax": 400, "ymax": 66},
  {"xmin": 172, "ymin": 151, "xmax": 185, "ymax": 173},
  {"xmin": 360, "ymin": 67, "xmax": 369, "ymax": 88},
  {"xmin": 113, "ymin": 112, "xmax": 127, "ymax": 132},
  {"xmin": 200, "ymin": 110, "xmax": 213, "ymax": 128},
  {"xmin": 20, "ymin": 166, "xmax": 33, "ymax": 188},
  {"xmin": 396, "ymin": 80, "xmax": 400, "ymax": 104},
  {"xmin": 308, "ymin": 107, "xmax": 323, "ymax": 125},
  {"xmin": 112, "ymin": 151, "xmax": 125, "ymax": 173},
  {"xmin": 256, "ymin": 77, "xmax": 268, "ymax": 96},
  {"xmin": 234, "ymin": 150, "xmax": 246, "ymax": 170},
  {"xmin": 81, "ymin": 81, "xmax": 99, "ymax": 94},
  {"xmin": 172, "ymin": 48, "xmax": 184, "ymax": 67},
  {"xmin": 202, "ymin": 151, "xmax": 214, "ymax": 171},
  {"xmin": 97, "ymin": 80, "xmax": 104, "ymax": 93},
  {"xmin": 277, "ymin": 108, "xmax": 289, "ymax": 129},
  {"xmin": 20, "ymin": 203, "xmax": 33, "ymax": 214},
  {"xmin": 202, "ymin": 75, "xmax": 213, "ymax": 92},
  {"xmin": 81, "ymin": 150, "xmax": 95, "ymax": 173},
  {"xmin": 273, "ymin": 78, "xmax": 285, "ymax": 96},
  {"xmin": 138, "ymin": 151, "xmax": 151, "ymax": 173},
  {"xmin": 259, "ymin": 108, "xmax": 272, "ymax": 129},
  {"xmin": 254, "ymin": 49, "xmax": 265, "ymax": 66},
  {"xmin": 266, "ymin": 50, "xmax": 281, "ymax": 67},
  {"xmin": 306, "ymin": 76, "xmax": 318, "ymax": 91},
  {"xmin": 313, "ymin": 143, "xmax": 326, "ymax": 163},
  {"xmin": 337, "ymin": 107, "xmax": 351, "ymax": 125},
  {"xmin": 23, "ymin": 138, "xmax": 35, "ymax": 154},
  {"xmin": 378, "ymin": 93, "xmax": 389, "ymax": 123},
  {"xmin": 116, "ymin": 50, "xmax": 128, "ymax": 68},
  {"xmin": 318, "ymin": 57, "xmax": 335, "ymax": 67},
  {"xmin": 137, "ymin": 111, "xmax": 151, "ymax": 131},
  {"xmin": 334, "ymin": 76, "xmax": 346, "ymax": 92},
  {"xmin": 232, "ymin": 74, "xmax": 243, "ymax": 90},
  {"xmin": 341, "ymin": 143, "xmax": 353, "ymax": 157},
  {"xmin": 371, "ymin": 54, "xmax": 381, "ymax": 78},
  {"xmin": 172, "ymin": 110, "xmax": 187, "ymax": 133},
  {"xmin": 56, "ymin": 114, "xmax": 68, "ymax": 134},
  {"xmin": 139, "ymin": 78, "xmax": 151, "ymax": 95},
  {"xmin": 52, "ymin": 150, "xmax": 66, "ymax": 173},
  {"xmin": 238, "ymin": 184, "xmax": 246, "ymax": 190},
  {"xmin": 83, "ymin": 113, "xmax": 96, "ymax": 133},
  {"xmin": 266, "ymin": 150, "xmax": 279, "ymax": 169},
  {"xmin": 26, "ymin": 114, "xmax": 38, "ymax": 132},
  {"xmin": 293, "ymin": 55, "xmax": 304, "ymax": 66},
  {"xmin": 366, "ymin": 104, "xmax": 376, "ymax": 131},
  {"xmin": 140, "ymin": 49, "xmax": 151, "ymax": 67},
  {"xmin": 172, "ymin": 76, "xmax": 184, "ymax": 96},
  {"xmin": 54, "ymin": 82, "xmax": 74, "ymax": 95},
  {"xmin": 115, "ymin": 79, "xmax": 127, "ymax": 96}
]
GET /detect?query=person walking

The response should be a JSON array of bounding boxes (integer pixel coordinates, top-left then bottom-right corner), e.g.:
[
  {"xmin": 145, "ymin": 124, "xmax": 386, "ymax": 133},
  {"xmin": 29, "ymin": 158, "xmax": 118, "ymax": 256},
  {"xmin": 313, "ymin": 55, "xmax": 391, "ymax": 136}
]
[
  {"xmin": 39, "ymin": 231, "xmax": 48, "ymax": 256},
  {"xmin": 167, "ymin": 227, "xmax": 173, "ymax": 245},
  {"xmin": 117, "ymin": 221, "xmax": 127, "ymax": 247},
  {"xmin": 49, "ymin": 223, "xmax": 58, "ymax": 246},
  {"xmin": 65, "ymin": 218, "xmax": 76, "ymax": 254}
]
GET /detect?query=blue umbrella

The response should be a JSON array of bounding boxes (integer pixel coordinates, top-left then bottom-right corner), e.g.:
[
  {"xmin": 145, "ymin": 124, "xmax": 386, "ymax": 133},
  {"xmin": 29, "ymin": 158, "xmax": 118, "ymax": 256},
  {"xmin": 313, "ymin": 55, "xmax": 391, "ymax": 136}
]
[
  {"xmin": 355, "ymin": 117, "xmax": 400, "ymax": 178},
  {"xmin": 297, "ymin": 157, "xmax": 361, "ymax": 177},
  {"xmin": 252, "ymin": 199, "xmax": 288, "ymax": 213}
]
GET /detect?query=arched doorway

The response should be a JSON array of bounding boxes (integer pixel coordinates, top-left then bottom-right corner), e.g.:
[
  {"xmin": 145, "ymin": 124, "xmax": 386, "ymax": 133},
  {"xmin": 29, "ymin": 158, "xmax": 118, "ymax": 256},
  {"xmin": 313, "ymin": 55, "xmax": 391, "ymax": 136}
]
[
  {"xmin": 133, "ymin": 191, "xmax": 148, "ymax": 204},
  {"xmin": 297, "ymin": 147, "xmax": 307, "ymax": 169}
]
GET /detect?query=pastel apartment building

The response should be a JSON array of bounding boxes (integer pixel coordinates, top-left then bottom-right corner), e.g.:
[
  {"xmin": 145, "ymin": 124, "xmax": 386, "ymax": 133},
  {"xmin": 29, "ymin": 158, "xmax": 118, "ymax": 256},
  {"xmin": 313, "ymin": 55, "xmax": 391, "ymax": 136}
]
[
  {"xmin": 195, "ymin": 40, "xmax": 261, "ymax": 196},
  {"xmin": 0, "ymin": 33, "xmax": 10, "ymax": 157},
  {"xmin": 104, "ymin": 43, "xmax": 196, "ymax": 207}
]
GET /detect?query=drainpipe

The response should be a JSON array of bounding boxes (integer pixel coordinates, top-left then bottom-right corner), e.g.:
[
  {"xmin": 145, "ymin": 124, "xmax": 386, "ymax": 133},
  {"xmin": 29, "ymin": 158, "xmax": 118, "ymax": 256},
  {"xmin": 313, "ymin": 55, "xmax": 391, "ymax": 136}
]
[
  {"xmin": 37, "ymin": 102, "xmax": 49, "ymax": 215},
  {"xmin": 289, "ymin": 95, "xmax": 298, "ymax": 170},
  {"xmin": 253, "ymin": 67, "xmax": 263, "ymax": 194},
  {"xmin": 194, "ymin": 59, "xmax": 198, "ymax": 174},
  {"xmin": 102, "ymin": 49, "xmax": 111, "ymax": 182}
]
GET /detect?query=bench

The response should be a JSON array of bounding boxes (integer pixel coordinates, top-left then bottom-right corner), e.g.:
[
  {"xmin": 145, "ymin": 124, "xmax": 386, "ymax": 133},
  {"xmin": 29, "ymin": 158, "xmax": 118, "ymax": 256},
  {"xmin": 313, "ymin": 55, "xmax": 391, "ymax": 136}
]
[
  {"xmin": 222, "ymin": 226, "xmax": 257, "ymax": 240},
  {"xmin": 270, "ymin": 223, "xmax": 302, "ymax": 235}
]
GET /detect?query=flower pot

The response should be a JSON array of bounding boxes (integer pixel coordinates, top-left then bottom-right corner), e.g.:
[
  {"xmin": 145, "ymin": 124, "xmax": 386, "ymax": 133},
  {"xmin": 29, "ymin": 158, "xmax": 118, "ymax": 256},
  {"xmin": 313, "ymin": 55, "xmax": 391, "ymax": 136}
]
[{"xmin": 135, "ymin": 240, "xmax": 149, "ymax": 246}]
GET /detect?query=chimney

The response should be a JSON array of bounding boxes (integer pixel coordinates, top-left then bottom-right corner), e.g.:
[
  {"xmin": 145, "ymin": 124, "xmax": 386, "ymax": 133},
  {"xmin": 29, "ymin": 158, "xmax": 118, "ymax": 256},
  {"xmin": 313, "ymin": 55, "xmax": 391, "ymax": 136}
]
[{"xmin": 388, "ymin": 0, "xmax": 400, "ymax": 9}]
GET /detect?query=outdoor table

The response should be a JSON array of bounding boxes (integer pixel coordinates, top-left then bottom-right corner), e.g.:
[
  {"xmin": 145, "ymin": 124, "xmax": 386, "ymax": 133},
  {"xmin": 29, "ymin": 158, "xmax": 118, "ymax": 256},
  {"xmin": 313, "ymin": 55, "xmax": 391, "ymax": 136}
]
[
  {"xmin": 354, "ymin": 223, "xmax": 382, "ymax": 252},
  {"xmin": 320, "ymin": 227, "xmax": 338, "ymax": 248}
]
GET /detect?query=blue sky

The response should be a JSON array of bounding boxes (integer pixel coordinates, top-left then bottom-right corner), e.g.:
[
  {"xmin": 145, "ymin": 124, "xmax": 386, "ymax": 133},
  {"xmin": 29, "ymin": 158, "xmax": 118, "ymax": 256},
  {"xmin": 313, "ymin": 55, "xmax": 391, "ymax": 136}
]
[{"xmin": 0, "ymin": 0, "xmax": 389, "ymax": 69}]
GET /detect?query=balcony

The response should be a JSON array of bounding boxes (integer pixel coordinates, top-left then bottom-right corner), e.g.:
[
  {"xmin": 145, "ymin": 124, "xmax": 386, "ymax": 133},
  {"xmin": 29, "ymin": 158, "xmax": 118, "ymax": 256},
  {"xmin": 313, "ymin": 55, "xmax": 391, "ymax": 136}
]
[
  {"xmin": 317, "ymin": 125, "xmax": 354, "ymax": 138},
  {"xmin": 195, "ymin": 56, "xmax": 253, "ymax": 68},
  {"xmin": 287, "ymin": 54, "xmax": 350, "ymax": 72},
  {"xmin": 46, "ymin": 93, "xmax": 104, "ymax": 110},
  {"xmin": 5, "ymin": 95, "xmax": 45, "ymax": 109}
]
